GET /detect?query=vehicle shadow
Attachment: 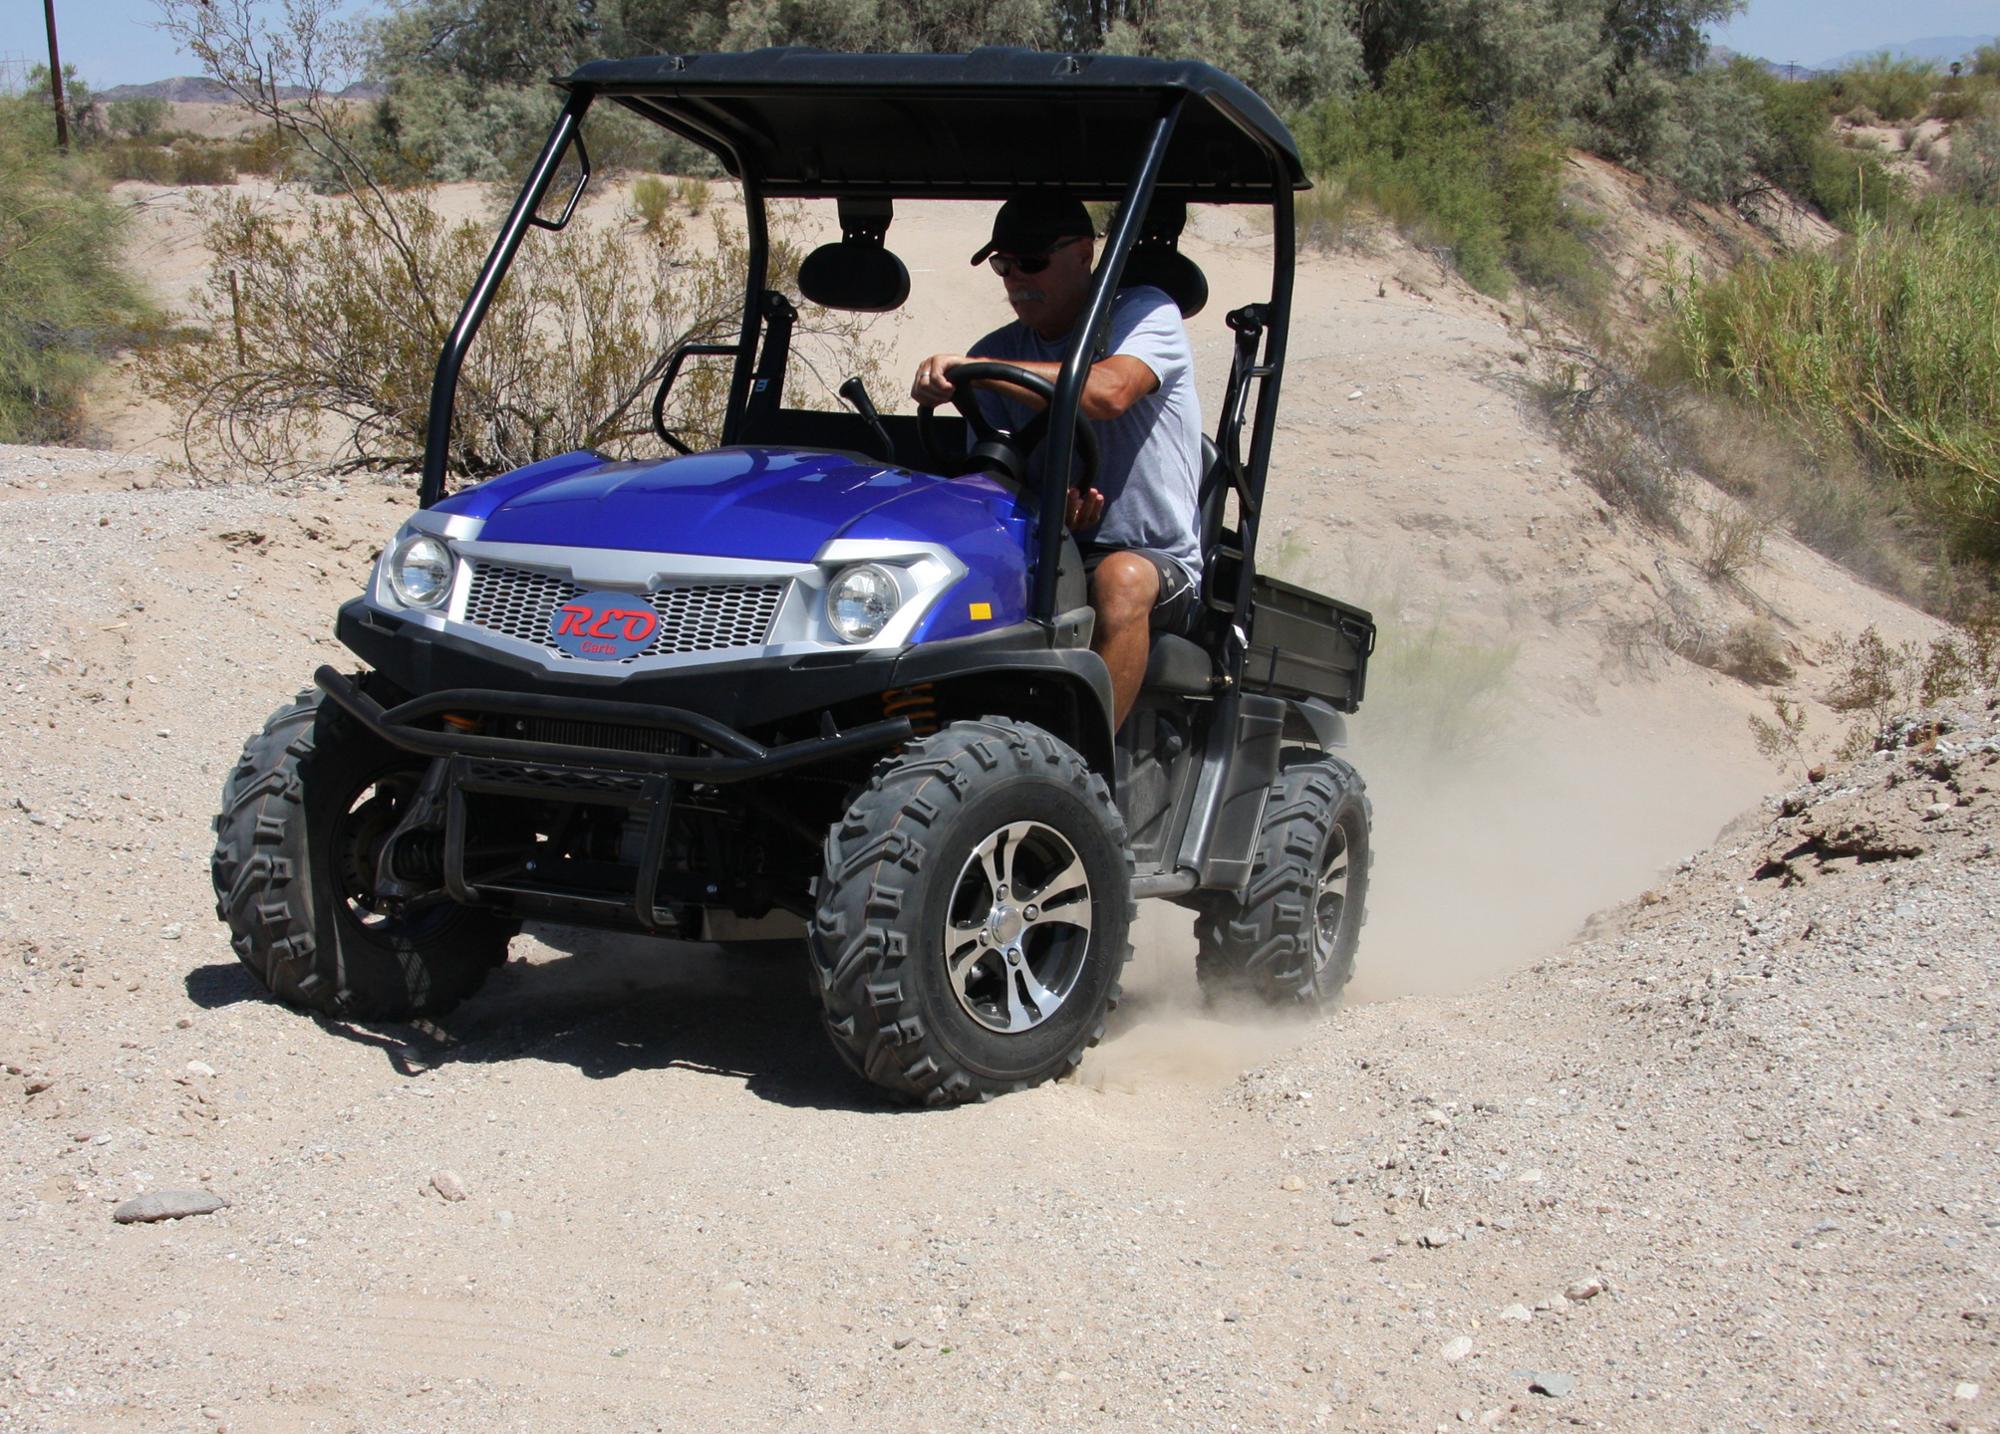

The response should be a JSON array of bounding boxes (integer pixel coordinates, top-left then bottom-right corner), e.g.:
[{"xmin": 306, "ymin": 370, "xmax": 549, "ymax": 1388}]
[{"xmin": 183, "ymin": 924, "xmax": 893, "ymax": 1113}]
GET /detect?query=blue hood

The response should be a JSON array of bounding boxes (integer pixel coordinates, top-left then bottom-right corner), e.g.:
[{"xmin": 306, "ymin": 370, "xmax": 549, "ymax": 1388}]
[{"xmin": 439, "ymin": 447, "xmax": 1030, "ymax": 563}]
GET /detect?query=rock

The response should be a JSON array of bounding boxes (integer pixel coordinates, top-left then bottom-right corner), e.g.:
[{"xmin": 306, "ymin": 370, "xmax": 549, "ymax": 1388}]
[
  {"xmin": 1280, "ymin": 1174, "xmax": 1305, "ymax": 1192},
  {"xmin": 1441, "ymin": 1336, "xmax": 1474, "ymax": 1363},
  {"xmin": 1331, "ymin": 1209, "xmax": 1357, "ymax": 1227},
  {"xmin": 892, "ymin": 1333, "xmax": 914, "ymax": 1350},
  {"xmin": 1530, "ymin": 1372, "xmax": 1577, "ymax": 1398},
  {"xmin": 1956, "ymin": 1382, "xmax": 1980, "ymax": 1401},
  {"xmin": 185, "ymin": 1060, "xmax": 215, "ymax": 1078},
  {"xmin": 1564, "ymin": 1277, "xmax": 1605, "ymax": 1301},
  {"xmin": 1516, "ymin": 1169, "xmax": 1543, "ymax": 1184},
  {"xmin": 431, "ymin": 1170, "xmax": 468, "ymax": 1202},
  {"xmin": 23, "ymin": 1078, "xmax": 52, "ymax": 1095},
  {"xmin": 1420, "ymin": 1228, "xmax": 1451, "ymax": 1249},
  {"xmin": 175, "ymin": 1016, "xmax": 194, "ymax": 1029},
  {"xmin": 113, "ymin": 1189, "xmax": 227, "ymax": 1224},
  {"xmin": 1423, "ymin": 1108, "xmax": 1452, "ymax": 1128},
  {"xmin": 1500, "ymin": 1304, "xmax": 1532, "ymax": 1323}
]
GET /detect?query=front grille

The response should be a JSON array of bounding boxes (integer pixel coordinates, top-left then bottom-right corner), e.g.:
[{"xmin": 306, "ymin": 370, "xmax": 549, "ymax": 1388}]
[
  {"xmin": 506, "ymin": 715, "xmax": 690, "ymax": 756},
  {"xmin": 462, "ymin": 562, "xmax": 787, "ymax": 663}
]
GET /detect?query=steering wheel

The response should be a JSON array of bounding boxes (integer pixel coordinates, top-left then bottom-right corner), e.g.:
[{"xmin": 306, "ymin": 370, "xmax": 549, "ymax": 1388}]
[{"xmin": 917, "ymin": 360, "xmax": 1100, "ymax": 494}]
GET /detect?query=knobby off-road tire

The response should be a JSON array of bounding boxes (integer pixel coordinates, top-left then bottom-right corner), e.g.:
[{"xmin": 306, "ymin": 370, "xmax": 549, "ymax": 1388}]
[
  {"xmin": 1195, "ymin": 754, "xmax": 1372, "ymax": 1009},
  {"xmin": 812, "ymin": 718, "xmax": 1135, "ymax": 1105},
  {"xmin": 211, "ymin": 687, "xmax": 512, "ymax": 1020}
]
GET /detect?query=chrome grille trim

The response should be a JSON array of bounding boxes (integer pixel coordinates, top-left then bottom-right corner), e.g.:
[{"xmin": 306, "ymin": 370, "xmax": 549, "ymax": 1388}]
[{"xmin": 462, "ymin": 562, "xmax": 787, "ymax": 663}]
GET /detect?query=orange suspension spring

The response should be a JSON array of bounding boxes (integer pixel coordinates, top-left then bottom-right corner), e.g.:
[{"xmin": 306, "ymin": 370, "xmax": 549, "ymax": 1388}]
[{"xmin": 882, "ymin": 684, "xmax": 939, "ymax": 737}]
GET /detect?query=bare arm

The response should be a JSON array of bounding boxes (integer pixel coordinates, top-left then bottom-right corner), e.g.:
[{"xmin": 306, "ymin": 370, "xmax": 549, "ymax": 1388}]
[{"xmin": 910, "ymin": 353, "xmax": 1159, "ymax": 421}]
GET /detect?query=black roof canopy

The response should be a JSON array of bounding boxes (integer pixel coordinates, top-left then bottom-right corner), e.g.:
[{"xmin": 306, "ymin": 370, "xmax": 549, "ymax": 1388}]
[{"xmin": 559, "ymin": 48, "xmax": 1308, "ymax": 202}]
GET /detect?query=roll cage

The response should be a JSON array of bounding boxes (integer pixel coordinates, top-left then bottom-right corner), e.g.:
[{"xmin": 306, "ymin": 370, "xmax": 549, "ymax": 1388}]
[{"xmin": 418, "ymin": 47, "xmax": 1307, "ymax": 675}]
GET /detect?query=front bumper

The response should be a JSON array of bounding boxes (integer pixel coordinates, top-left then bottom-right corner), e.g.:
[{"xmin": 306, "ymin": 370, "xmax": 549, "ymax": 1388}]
[{"xmin": 314, "ymin": 666, "xmax": 911, "ymax": 780}]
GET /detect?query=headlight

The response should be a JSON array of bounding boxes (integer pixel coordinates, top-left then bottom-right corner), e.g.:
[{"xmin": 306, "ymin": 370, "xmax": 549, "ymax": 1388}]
[
  {"xmin": 387, "ymin": 533, "xmax": 455, "ymax": 609},
  {"xmin": 825, "ymin": 563, "xmax": 901, "ymax": 643}
]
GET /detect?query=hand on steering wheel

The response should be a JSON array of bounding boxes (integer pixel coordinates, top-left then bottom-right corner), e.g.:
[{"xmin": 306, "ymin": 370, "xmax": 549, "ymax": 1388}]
[{"xmin": 916, "ymin": 360, "xmax": 1100, "ymax": 502}]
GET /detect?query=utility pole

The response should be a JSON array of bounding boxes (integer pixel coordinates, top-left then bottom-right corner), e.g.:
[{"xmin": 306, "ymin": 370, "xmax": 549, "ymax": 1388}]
[{"xmin": 42, "ymin": 0, "xmax": 68, "ymax": 152}]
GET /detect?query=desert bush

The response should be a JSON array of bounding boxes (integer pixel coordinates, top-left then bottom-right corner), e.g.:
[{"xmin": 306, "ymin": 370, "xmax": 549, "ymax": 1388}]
[
  {"xmin": 1748, "ymin": 692, "xmax": 1810, "ymax": 774},
  {"xmin": 1654, "ymin": 60, "xmax": 1768, "ymax": 204},
  {"xmin": 1534, "ymin": 344, "xmax": 1689, "ymax": 532},
  {"xmin": 1105, "ymin": 0, "xmax": 1361, "ymax": 111},
  {"xmin": 0, "ymin": 97, "xmax": 148, "ymax": 442},
  {"xmin": 1697, "ymin": 503, "xmax": 1766, "ymax": 583},
  {"xmin": 1662, "ymin": 200, "xmax": 2000, "ymax": 561},
  {"xmin": 1928, "ymin": 83, "xmax": 1993, "ymax": 124},
  {"xmin": 1977, "ymin": 44, "xmax": 2000, "ymax": 78},
  {"xmin": 1732, "ymin": 64, "xmax": 1901, "ymax": 229},
  {"xmin": 628, "ymin": 174, "xmax": 672, "ymax": 232},
  {"xmin": 171, "ymin": 141, "xmax": 238, "ymax": 186},
  {"xmin": 138, "ymin": 187, "xmax": 879, "ymax": 480},
  {"xmin": 107, "ymin": 96, "xmax": 169, "ymax": 139},
  {"xmin": 1295, "ymin": 51, "xmax": 1517, "ymax": 295},
  {"xmin": 675, "ymin": 175, "xmax": 711, "ymax": 214},
  {"xmin": 1717, "ymin": 619, "xmax": 1792, "ymax": 685},
  {"xmin": 1945, "ymin": 110, "xmax": 2000, "ymax": 205},
  {"xmin": 1674, "ymin": 397, "xmax": 1927, "ymax": 603},
  {"xmin": 1832, "ymin": 54, "xmax": 1937, "ymax": 125},
  {"xmin": 103, "ymin": 141, "xmax": 178, "ymax": 184}
]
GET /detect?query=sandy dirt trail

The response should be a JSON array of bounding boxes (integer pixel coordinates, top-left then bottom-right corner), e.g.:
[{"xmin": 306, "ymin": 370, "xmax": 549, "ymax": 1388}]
[{"xmin": 1, "ymin": 175, "xmax": 1987, "ymax": 1431}]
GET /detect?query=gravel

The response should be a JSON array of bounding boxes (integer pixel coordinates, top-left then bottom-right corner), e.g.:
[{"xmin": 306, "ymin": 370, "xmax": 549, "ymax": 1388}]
[{"xmin": 1, "ymin": 443, "xmax": 1994, "ymax": 1430}]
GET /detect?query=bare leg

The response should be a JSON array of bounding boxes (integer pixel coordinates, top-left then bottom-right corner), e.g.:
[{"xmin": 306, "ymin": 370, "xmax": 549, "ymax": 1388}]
[{"xmin": 1088, "ymin": 551, "xmax": 1159, "ymax": 732}]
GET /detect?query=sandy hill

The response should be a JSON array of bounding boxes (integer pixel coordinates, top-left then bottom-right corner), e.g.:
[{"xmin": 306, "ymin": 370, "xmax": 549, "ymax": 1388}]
[{"xmin": 0, "ymin": 150, "xmax": 1981, "ymax": 1427}]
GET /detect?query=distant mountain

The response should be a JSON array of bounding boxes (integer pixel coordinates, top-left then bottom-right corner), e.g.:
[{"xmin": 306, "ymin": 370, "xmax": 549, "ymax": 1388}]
[
  {"xmin": 1706, "ymin": 46, "xmax": 1830, "ymax": 80},
  {"xmin": 1814, "ymin": 35, "xmax": 1994, "ymax": 70},
  {"xmin": 95, "ymin": 76, "xmax": 383, "ymax": 103}
]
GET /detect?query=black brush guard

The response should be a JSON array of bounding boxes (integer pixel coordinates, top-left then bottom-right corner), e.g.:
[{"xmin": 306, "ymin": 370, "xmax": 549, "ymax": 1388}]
[{"xmin": 315, "ymin": 667, "xmax": 910, "ymax": 929}]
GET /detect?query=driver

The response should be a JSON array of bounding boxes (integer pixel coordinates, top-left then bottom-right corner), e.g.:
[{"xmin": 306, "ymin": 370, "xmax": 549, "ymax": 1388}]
[{"xmin": 911, "ymin": 193, "xmax": 1203, "ymax": 732}]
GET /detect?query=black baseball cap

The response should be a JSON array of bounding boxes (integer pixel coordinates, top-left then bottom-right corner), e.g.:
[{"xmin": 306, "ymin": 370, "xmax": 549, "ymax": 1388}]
[{"xmin": 969, "ymin": 194, "xmax": 1096, "ymax": 266}]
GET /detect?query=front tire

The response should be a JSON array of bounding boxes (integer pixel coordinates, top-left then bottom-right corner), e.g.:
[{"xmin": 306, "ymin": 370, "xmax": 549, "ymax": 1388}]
[
  {"xmin": 811, "ymin": 719, "xmax": 1134, "ymax": 1105},
  {"xmin": 1195, "ymin": 754, "xmax": 1372, "ymax": 1009},
  {"xmin": 210, "ymin": 686, "xmax": 512, "ymax": 1020}
]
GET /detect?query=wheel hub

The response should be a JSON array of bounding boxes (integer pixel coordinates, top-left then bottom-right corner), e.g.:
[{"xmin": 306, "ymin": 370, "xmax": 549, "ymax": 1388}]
[{"xmin": 943, "ymin": 820, "xmax": 1095, "ymax": 1035}]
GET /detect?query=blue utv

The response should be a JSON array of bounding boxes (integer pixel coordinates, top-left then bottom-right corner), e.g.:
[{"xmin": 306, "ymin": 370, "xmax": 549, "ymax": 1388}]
[{"xmin": 211, "ymin": 49, "xmax": 1376, "ymax": 1105}]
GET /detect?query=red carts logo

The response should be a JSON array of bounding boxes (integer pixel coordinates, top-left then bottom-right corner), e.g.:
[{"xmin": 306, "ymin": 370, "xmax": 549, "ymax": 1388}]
[{"xmin": 550, "ymin": 589, "xmax": 660, "ymax": 661}]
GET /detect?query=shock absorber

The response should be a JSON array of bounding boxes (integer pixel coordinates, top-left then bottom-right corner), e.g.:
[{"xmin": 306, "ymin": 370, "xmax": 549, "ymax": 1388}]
[{"xmin": 882, "ymin": 684, "xmax": 939, "ymax": 737}]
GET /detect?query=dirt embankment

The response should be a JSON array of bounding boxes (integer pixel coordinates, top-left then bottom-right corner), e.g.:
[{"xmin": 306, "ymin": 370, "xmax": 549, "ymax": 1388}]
[
  {"xmin": 0, "ymin": 442, "xmax": 1993, "ymax": 1430},
  {"xmin": 0, "ymin": 151, "xmax": 1984, "ymax": 1429}
]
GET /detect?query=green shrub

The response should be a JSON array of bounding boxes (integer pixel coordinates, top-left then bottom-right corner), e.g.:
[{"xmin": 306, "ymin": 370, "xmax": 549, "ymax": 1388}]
[
  {"xmin": 0, "ymin": 97, "xmax": 148, "ymax": 441},
  {"xmin": 171, "ymin": 141, "xmax": 238, "ymax": 186},
  {"xmin": 1295, "ymin": 50, "xmax": 1512, "ymax": 294},
  {"xmin": 103, "ymin": 140, "xmax": 178, "ymax": 184},
  {"xmin": 1293, "ymin": 52, "xmax": 1598, "ymax": 302},
  {"xmin": 675, "ymin": 175, "xmax": 711, "ymax": 214},
  {"xmin": 629, "ymin": 174, "xmax": 672, "ymax": 232},
  {"xmin": 1945, "ymin": 110, "xmax": 2000, "ymax": 205},
  {"xmin": 107, "ymin": 96, "xmax": 168, "ymax": 138},
  {"xmin": 1664, "ymin": 198, "xmax": 2000, "ymax": 562},
  {"xmin": 1831, "ymin": 53, "xmax": 1937, "ymax": 124}
]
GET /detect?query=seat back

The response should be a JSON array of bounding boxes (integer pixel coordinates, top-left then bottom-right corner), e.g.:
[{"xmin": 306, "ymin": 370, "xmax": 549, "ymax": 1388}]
[{"xmin": 1117, "ymin": 195, "xmax": 1207, "ymax": 319}]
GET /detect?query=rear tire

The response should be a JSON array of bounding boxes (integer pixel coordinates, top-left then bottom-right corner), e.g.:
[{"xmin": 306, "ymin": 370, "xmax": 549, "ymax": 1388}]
[
  {"xmin": 1195, "ymin": 754, "xmax": 1371, "ymax": 1009},
  {"xmin": 811, "ymin": 718, "xmax": 1134, "ymax": 1105},
  {"xmin": 210, "ymin": 686, "xmax": 512, "ymax": 1020}
]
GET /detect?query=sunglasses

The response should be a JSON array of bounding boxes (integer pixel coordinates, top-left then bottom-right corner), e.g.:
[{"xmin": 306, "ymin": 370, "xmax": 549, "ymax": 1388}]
[{"xmin": 988, "ymin": 235, "xmax": 1087, "ymax": 277}]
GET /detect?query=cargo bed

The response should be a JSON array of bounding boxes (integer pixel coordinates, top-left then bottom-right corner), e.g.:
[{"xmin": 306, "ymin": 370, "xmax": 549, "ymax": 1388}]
[{"xmin": 1240, "ymin": 573, "xmax": 1374, "ymax": 713}]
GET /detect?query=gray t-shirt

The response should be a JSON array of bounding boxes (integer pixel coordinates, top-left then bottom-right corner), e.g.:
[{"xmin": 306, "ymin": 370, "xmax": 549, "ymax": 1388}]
[{"xmin": 971, "ymin": 285, "xmax": 1203, "ymax": 578}]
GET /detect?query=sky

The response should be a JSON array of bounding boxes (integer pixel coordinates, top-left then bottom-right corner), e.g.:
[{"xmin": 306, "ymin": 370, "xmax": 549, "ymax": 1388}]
[{"xmin": 2, "ymin": 0, "xmax": 1995, "ymax": 90}]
